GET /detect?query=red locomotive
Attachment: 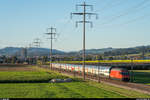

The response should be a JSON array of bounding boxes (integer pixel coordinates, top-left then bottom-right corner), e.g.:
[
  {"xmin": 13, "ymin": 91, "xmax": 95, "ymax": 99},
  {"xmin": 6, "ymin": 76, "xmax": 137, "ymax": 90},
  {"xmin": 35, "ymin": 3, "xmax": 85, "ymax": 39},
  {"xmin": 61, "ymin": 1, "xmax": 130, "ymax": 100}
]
[{"xmin": 110, "ymin": 68, "xmax": 130, "ymax": 81}]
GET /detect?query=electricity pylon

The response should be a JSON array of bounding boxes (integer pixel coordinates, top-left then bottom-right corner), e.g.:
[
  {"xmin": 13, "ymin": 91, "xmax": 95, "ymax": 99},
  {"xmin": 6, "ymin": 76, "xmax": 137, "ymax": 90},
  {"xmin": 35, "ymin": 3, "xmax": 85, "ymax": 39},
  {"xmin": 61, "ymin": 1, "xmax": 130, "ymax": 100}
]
[
  {"xmin": 71, "ymin": 2, "xmax": 98, "ymax": 80},
  {"xmin": 33, "ymin": 38, "xmax": 41, "ymax": 65},
  {"xmin": 44, "ymin": 27, "xmax": 57, "ymax": 70},
  {"xmin": 33, "ymin": 38, "xmax": 41, "ymax": 48}
]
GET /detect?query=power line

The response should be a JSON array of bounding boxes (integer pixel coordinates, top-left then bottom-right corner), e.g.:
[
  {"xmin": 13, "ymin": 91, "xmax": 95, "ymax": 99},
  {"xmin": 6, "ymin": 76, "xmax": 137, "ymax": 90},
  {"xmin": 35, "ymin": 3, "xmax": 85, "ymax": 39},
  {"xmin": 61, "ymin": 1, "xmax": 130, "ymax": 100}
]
[
  {"xmin": 99, "ymin": 0, "xmax": 150, "ymax": 26},
  {"xmin": 71, "ymin": 2, "xmax": 98, "ymax": 80},
  {"xmin": 117, "ymin": 13, "xmax": 150, "ymax": 26},
  {"xmin": 44, "ymin": 27, "xmax": 57, "ymax": 70},
  {"xmin": 99, "ymin": 12, "xmax": 150, "ymax": 28},
  {"xmin": 96, "ymin": 0, "xmax": 125, "ymax": 13}
]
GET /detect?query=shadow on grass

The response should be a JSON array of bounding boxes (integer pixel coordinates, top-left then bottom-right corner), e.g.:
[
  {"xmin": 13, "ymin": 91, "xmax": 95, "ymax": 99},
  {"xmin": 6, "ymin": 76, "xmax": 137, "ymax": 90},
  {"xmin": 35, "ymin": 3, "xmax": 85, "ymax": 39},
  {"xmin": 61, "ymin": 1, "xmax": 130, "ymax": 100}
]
[{"xmin": 133, "ymin": 71, "xmax": 150, "ymax": 84}]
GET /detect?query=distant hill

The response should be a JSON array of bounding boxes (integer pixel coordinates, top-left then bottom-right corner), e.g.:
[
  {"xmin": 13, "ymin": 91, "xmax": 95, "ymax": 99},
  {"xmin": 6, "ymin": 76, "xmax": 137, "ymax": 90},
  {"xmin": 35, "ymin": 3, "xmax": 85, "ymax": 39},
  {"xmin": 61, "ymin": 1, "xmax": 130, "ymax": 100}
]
[
  {"xmin": 0, "ymin": 47, "xmax": 115, "ymax": 57},
  {"xmin": 0, "ymin": 47, "xmax": 21, "ymax": 56},
  {"xmin": 103, "ymin": 45, "xmax": 150, "ymax": 56},
  {"xmin": 27, "ymin": 48, "xmax": 66, "ymax": 56},
  {"xmin": 0, "ymin": 47, "xmax": 66, "ymax": 57},
  {"xmin": 78, "ymin": 47, "xmax": 114, "ymax": 54},
  {"xmin": 0, "ymin": 45, "xmax": 150, "ymax": 57}
]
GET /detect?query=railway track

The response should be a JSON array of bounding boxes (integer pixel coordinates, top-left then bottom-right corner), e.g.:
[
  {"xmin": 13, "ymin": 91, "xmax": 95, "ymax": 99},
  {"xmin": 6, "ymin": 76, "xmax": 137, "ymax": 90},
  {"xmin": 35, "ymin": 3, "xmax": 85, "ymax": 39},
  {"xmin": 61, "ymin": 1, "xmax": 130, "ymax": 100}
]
[{"xmin": 40, "ymin": 65, "xmax": 150, "ymax": 95}]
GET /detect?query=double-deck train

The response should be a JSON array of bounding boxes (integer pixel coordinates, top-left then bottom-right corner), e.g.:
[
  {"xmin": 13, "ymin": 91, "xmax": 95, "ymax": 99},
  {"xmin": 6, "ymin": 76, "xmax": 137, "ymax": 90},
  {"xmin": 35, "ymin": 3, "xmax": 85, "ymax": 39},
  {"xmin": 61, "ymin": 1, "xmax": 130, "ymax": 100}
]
[{"xmin": 52, "ymin": 63, "xmax": 130, "ymax": 82}]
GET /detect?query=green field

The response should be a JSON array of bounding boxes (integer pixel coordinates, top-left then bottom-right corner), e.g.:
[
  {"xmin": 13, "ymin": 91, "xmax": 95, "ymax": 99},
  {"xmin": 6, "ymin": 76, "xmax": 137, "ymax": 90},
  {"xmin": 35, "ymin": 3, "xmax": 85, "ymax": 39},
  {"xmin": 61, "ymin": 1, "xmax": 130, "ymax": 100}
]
[
  {"xmin": 0, "ymin": 82, "xmax": 149, "ymax": 98},
  {"xmin": 133, "ymin": 70, "xmax": 150, "ymax": 85},
  {"xmin": 0, "ymin": 83, "xmax": 123, "ymax": 98},
  {"xmin": 0, "ymin": 65, "xmax": 149, "ymax": 98},
  {"xmin": 0, "ymin": 66, "xmax": 68, "ymax": 83}
]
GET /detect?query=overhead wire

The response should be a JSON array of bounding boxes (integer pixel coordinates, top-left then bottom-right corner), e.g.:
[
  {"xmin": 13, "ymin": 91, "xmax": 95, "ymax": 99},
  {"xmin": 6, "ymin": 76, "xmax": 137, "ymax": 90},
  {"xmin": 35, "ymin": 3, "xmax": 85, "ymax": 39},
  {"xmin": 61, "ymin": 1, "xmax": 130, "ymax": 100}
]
[
  {"xmin": 99, "ymin": 0, "xmax": 150, "ymax": 26},
  {"xmin": 117, "ymin": 13, "xmax": 150, "ymax": 26},
  {"xmin": 96, "ymin": 0, "xmax": 124, "ymax": 13}
]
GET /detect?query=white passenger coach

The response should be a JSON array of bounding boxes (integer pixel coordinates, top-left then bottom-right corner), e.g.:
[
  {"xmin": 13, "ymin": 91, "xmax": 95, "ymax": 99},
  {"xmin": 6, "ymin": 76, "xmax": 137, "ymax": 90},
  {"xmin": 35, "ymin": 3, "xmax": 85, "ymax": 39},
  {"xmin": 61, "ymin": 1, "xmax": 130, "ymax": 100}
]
[{"xmin": 52, "ymin": 63, "xmax": 112, "ymax": 77}]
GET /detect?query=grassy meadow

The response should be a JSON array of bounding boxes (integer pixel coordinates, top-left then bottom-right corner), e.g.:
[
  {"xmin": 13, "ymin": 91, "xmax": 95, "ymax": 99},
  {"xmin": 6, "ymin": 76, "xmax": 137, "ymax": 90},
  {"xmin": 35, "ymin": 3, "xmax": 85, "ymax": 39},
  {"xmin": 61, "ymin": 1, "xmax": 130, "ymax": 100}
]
[
  {"xmin": 0, "ymin": 65, "xmax": 149, "ymax": 98},
  {"xmin": 0, "ymin": 66, "xmax": 68, "ymax": 83}
]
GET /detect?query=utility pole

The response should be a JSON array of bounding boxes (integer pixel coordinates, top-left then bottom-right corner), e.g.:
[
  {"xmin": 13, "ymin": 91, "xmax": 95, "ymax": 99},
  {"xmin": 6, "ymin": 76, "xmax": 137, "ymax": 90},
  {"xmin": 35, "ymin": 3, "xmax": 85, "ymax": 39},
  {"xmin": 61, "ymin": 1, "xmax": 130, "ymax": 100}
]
[
  {"xmin": 71, "ymin": 2, "xmax": 98, "ymax": 80},
  {"xmin": 44, "ymin": 27, "xmax": 57, "ymax": 70}
]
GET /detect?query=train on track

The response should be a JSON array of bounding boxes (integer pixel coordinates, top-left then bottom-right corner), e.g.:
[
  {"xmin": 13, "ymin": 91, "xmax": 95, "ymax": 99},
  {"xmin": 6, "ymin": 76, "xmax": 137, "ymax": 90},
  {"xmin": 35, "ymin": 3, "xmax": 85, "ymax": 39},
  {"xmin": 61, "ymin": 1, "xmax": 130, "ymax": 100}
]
[{"xmin": 52, "ymin": 63, "xmax": 130, "ymax": 82}]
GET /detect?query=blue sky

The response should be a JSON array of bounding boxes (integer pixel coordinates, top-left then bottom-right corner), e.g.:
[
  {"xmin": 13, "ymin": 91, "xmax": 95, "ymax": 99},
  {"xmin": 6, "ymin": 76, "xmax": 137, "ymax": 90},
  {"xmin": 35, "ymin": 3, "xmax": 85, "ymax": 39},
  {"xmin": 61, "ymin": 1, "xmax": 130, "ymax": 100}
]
[{"xmin": 0, "ymin": 0, "xmax": 150, "ymax": 51}]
